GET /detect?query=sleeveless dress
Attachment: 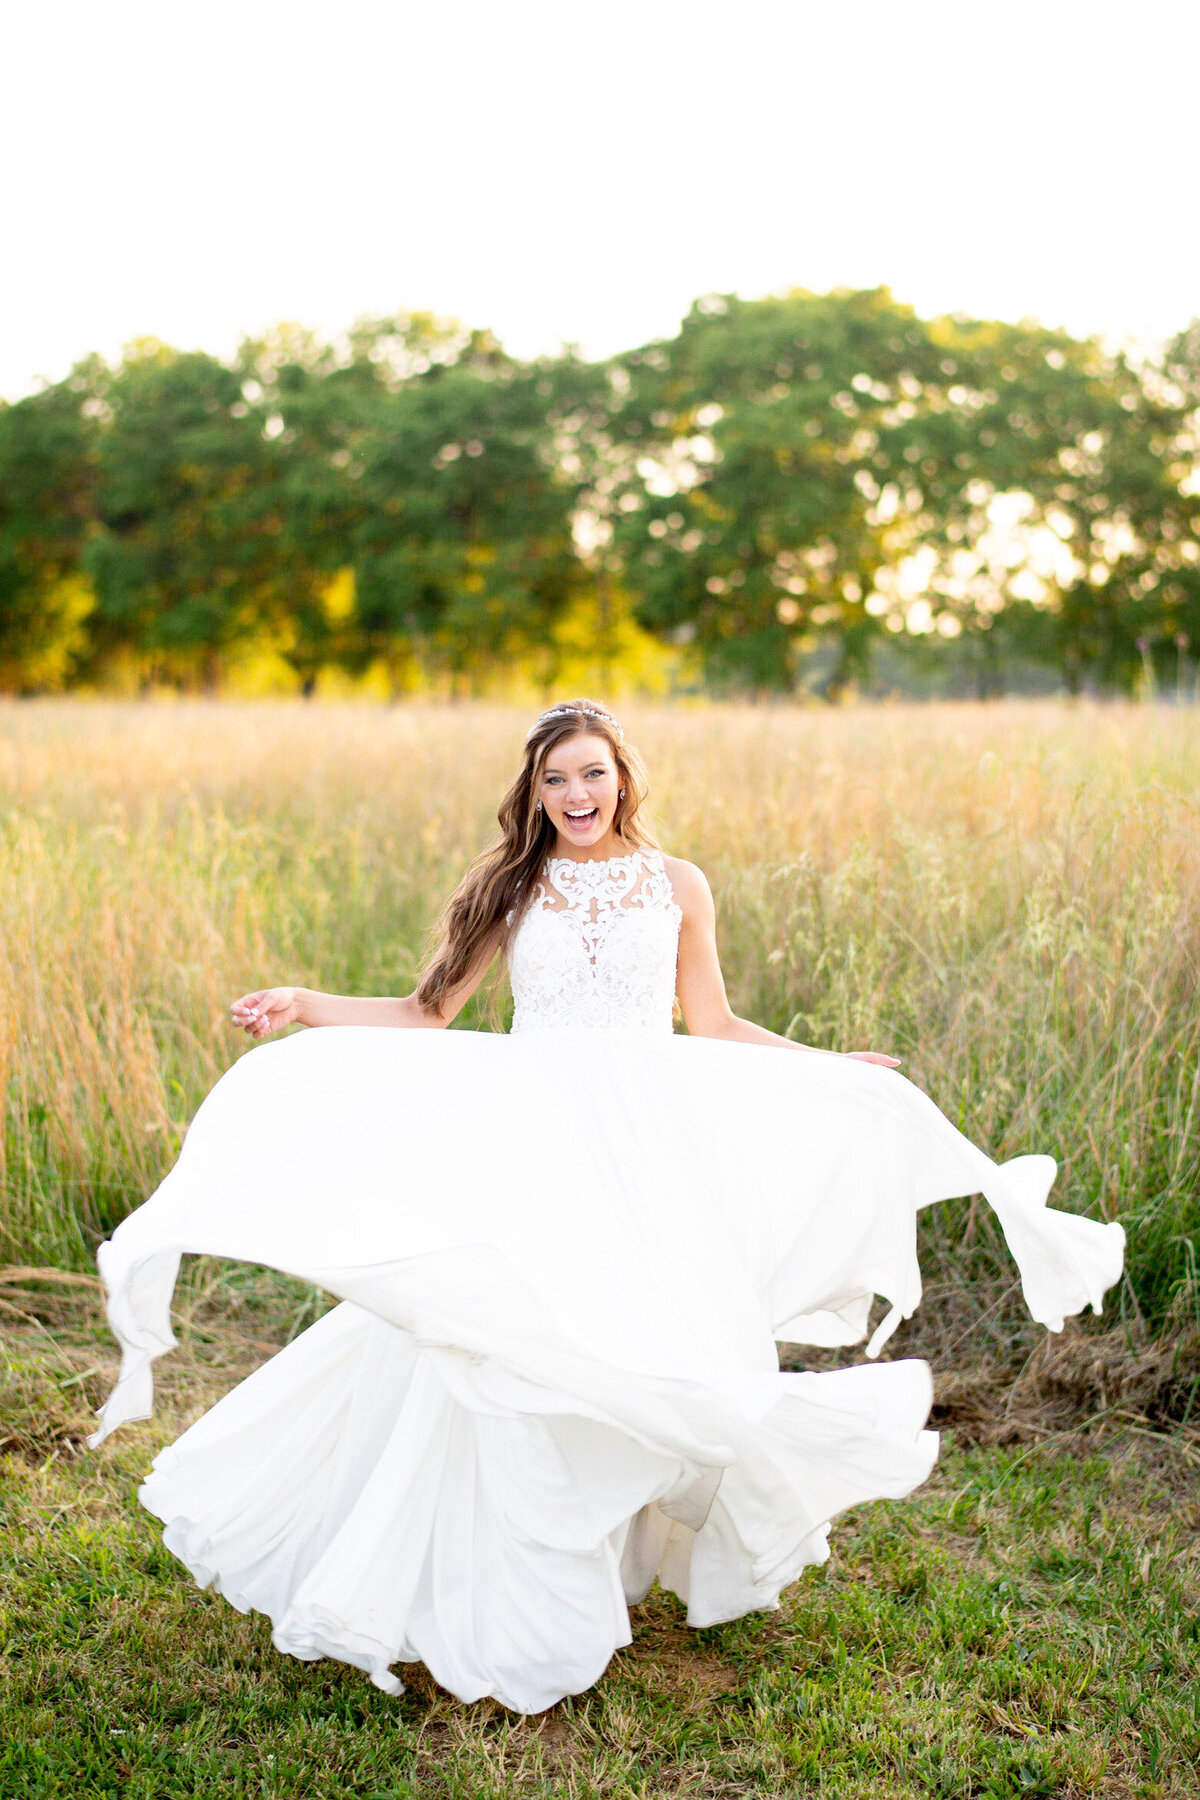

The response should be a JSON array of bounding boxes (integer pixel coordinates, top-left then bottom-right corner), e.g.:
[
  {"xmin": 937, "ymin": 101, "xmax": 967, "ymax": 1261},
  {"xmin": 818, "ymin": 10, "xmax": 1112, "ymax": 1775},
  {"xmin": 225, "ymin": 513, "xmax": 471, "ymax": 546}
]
[{"xmin": 88, "ymin": 846, "xmax": 1125, "ymax": 1714}]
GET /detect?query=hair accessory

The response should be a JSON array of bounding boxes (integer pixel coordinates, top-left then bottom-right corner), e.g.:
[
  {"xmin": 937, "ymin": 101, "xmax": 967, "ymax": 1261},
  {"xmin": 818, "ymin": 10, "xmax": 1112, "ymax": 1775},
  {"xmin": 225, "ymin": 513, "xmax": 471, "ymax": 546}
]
[{"xmin": 526, "ymin": 706, "xmax": 625, "ymax": 744}]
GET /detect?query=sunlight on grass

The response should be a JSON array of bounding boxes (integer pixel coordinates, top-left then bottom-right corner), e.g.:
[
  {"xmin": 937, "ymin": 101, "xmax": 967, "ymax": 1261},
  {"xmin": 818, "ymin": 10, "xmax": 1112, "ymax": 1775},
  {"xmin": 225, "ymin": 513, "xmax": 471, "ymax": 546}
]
[
  {"xmin": 2, "ymin": 699, "xmax": 1197, "ymax": 1369},
  {"xmin": 2, "ymin": 696, "xmax": 1199, "ymax": 1795}
]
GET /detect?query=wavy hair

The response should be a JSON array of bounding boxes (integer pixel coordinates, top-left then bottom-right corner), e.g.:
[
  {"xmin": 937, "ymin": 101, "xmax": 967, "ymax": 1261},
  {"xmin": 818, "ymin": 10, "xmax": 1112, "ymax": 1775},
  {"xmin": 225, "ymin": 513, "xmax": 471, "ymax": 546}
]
[{"xmin": 414, "ymin": 698, "xmax": 660, "ymax": 1022}]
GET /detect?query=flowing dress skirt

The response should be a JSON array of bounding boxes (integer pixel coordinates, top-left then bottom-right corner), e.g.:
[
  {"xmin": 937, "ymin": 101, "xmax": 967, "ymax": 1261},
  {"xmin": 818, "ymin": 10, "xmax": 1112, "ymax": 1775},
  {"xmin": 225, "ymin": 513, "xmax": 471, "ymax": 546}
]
[{"xmin": 89, "ymin": 1025, "xmax": 1125, "ymax": 1713}]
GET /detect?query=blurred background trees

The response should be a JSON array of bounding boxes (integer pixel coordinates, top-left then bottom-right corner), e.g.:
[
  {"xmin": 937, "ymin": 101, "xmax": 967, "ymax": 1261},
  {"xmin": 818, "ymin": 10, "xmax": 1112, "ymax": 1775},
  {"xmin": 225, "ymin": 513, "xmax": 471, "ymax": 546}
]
[{"xmin": 1, "ymin": 289, "xmax": 1197, "ymax": 699}]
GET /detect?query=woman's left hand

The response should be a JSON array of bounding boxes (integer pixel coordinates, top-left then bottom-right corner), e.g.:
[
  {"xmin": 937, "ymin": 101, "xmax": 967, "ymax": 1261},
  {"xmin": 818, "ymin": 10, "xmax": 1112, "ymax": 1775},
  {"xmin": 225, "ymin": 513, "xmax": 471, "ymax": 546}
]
[{"xmin": 844, "ymin": 1050, "xmax": 902, "ymax": 1067}]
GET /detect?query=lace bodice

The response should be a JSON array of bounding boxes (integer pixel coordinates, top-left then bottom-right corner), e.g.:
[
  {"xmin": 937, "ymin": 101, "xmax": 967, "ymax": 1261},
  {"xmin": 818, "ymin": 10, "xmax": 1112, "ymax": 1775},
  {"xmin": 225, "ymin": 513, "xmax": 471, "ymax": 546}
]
[{"xmin": 507, "ymin": 847, "xmax": 682, "ymax": 1033}]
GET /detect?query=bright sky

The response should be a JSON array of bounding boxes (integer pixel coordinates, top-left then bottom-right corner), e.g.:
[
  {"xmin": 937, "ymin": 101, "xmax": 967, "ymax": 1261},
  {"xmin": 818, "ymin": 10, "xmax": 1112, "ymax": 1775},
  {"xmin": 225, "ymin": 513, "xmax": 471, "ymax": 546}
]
[{"xmin": 3, "ymin": 0, "xmax": 1197, "ymax": 401}]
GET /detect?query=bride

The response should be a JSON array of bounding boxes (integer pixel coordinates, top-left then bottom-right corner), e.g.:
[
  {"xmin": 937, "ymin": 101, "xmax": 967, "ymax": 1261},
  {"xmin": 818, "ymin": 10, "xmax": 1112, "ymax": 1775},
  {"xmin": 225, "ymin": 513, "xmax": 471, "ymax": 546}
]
[{"xmin": 88, "ymin": 697, "xmax": 1125, "ymax": 1715}]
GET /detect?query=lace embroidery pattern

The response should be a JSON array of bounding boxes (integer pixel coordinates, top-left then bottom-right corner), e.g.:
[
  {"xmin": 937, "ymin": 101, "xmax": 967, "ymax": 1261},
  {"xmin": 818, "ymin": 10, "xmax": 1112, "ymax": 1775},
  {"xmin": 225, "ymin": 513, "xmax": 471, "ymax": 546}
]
[{"xmin": 507, "ymin": 847, "xmax": 682, "ymax": 1034}]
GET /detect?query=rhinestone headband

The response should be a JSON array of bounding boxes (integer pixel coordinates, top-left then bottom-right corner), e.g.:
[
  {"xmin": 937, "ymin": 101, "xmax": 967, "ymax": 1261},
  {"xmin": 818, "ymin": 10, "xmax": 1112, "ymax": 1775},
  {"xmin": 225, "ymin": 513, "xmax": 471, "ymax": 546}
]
[{"xmin": 526, "ymin": 706, "xmax": 625, "ymax": 743}]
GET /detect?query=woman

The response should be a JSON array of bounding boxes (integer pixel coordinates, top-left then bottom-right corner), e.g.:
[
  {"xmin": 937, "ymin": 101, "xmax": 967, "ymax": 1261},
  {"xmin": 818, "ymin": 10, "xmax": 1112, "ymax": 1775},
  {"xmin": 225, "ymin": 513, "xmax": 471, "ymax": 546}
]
[{"xmin": 89, "ymin": 698, "xmax": 1125, "ymax": 1715}]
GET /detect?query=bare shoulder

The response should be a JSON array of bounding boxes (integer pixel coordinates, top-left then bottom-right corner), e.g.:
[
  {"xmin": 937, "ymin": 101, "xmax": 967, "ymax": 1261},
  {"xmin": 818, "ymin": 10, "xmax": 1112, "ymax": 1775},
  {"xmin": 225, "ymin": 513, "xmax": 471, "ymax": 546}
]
[{"xmin": 660, "ymin": 855, "xmax": 715, "ymax": 921}]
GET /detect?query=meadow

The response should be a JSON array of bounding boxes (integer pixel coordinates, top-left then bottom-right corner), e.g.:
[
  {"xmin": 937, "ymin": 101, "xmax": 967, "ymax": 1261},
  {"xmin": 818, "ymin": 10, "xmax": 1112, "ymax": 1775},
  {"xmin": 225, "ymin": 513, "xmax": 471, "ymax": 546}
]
[{"xmin": 2, "ymin": 696, "xmax": 1198, "ymax": 1795}]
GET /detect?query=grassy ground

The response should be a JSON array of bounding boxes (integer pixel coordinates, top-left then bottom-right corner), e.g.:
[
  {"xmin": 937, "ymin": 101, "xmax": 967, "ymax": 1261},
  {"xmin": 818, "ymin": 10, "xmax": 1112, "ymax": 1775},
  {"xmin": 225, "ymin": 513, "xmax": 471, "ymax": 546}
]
[
  {"xmin": 2, "ymin": 1284, "xmax": 1198, "ymax": 1800},
  {"xmin": 2, "ymin": 697, "xmax": 1198, "ymax": 1794}
]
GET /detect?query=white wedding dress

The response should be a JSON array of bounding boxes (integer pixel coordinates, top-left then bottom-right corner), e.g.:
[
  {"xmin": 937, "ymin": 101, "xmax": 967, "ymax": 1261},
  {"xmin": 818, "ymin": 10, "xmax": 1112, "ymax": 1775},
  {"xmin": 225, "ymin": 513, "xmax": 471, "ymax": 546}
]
[{"xmin": 89, "ymin": 847, "xmax": 1125, "ymax": 1714}]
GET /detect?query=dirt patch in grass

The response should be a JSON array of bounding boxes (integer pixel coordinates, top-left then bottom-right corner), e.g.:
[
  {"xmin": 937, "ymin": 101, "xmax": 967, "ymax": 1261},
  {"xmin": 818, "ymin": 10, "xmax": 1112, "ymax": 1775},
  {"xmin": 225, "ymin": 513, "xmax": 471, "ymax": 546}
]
[{"xmin": 12, "ymin": 1265, "xmax": 1200, "ymax": 1451}]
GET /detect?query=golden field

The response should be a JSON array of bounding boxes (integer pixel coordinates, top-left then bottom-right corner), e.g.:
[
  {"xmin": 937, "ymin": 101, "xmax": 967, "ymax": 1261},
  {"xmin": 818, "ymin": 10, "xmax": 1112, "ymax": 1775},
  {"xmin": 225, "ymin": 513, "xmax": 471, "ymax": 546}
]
[
  {"xmin": 1, "ymin": 696, "xmax": 1197, "ymax": 1398},
  {"xmin": 3, "ymin": 697, "xmax": 1199, "ymax": 1798}
]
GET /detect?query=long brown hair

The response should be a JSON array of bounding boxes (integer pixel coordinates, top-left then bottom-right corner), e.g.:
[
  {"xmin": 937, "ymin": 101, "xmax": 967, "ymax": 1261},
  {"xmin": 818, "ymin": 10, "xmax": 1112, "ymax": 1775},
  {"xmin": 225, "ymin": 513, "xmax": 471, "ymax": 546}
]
[{"xmin": 414, "ymin": 698, "xmax": 660, "ymax": 1021}]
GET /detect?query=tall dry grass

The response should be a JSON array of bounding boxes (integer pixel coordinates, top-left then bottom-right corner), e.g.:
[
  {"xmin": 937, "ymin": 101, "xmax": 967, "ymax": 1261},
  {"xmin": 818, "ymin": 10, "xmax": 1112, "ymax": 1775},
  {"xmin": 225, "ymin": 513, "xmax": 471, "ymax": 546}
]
[{"xmin": 2, "ymin": 698, "xmax": 1197, "ymax": 1393}]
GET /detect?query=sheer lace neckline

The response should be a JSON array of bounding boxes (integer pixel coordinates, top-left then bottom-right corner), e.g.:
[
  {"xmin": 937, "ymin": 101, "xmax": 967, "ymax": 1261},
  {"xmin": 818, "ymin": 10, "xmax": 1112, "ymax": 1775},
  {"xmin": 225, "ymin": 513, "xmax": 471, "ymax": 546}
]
[
  {"xmin": 507, "ymin": 844, "xmax": 680, "ymax": 1033},
  {"xmin": 543, "ymin": 846, "xmax": 656, "ymax": 877}
]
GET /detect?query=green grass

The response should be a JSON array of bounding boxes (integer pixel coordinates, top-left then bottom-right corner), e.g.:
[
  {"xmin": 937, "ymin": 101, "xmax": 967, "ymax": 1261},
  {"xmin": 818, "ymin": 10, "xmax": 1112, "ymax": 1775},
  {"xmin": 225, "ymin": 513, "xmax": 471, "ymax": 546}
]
[
  {"xmin": 2, "ymin": 1292, "xmax": 1199, "ymax": 1799},
  {"xmin": 3, "ymin": 698, "xmax": 1200, "ymax": 1792}
]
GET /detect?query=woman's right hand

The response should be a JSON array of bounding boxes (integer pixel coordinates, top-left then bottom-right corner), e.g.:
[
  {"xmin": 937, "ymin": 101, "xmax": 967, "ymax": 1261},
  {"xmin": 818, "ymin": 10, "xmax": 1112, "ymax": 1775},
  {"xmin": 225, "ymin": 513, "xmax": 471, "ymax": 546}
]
[{"xmin": 229, "ymin": 987, "xmax": 302, "ymax": 1039}]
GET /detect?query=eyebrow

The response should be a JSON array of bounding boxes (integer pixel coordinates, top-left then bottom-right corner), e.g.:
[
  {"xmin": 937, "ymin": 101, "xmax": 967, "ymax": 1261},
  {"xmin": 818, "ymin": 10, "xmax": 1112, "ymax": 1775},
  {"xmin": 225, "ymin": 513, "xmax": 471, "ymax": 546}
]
[{"xmin": 543, "ymin": 761, "xmax": 608, "ymax": 775}]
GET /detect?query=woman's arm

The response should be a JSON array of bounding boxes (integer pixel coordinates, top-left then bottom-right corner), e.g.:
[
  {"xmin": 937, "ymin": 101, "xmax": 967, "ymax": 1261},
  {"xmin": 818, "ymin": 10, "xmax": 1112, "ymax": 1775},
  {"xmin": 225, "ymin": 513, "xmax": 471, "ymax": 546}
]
[
  {"xmin": 229, "ymin": 936, "xmax": 499, "ymax": 1039},
  {"xmin": 667, "ymin": 858, "xmax": 899, "ymax": 1066}
]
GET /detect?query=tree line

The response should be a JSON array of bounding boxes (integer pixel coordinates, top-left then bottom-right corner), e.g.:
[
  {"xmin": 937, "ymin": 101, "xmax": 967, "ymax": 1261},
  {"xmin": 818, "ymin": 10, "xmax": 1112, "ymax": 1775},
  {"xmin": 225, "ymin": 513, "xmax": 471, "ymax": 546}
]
[{"xmin": 2, "ymin": 290, "xmax": 1198, "ymax": 699}]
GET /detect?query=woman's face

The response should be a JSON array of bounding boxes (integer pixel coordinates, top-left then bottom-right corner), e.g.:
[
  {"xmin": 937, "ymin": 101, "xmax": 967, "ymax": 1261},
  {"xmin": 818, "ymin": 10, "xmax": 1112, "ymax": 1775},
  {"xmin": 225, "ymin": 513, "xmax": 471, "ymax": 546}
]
[{"xmin": 538, "ymin": 732, "xmax": 622, "ymax": 856}]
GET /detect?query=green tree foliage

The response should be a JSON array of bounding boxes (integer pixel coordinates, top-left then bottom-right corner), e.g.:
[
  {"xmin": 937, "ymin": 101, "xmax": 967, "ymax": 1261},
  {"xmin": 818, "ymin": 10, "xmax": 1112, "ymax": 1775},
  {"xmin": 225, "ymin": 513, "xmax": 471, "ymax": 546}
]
[
  {"xmin": 348, "ymin": 327, "xmax": 589, "ymax": 695},
  {"xmin": 608, "ymin": 289, "xmax": 944, "ymax": 695},
  {"xmin": 230, "ymin": 322, "xmax": 389, "ymax": 693},
  {"xmin": 0, "ymin": 367, "xmax": 98, "ymax": 689},
  {"xmin": 605, "ymin": 290, "xmax": 1199, "ymax": 697},
  {"xmin": 80, "ymin": 341, "xmax": 325, "ymax": 689},
  {"xmin": 889, "ymin": 317, "xmax": 1199, "ymax": 696},
  {"xmin": 0, "ymin": 295, "xmax": 1196, "ymax": 697}
]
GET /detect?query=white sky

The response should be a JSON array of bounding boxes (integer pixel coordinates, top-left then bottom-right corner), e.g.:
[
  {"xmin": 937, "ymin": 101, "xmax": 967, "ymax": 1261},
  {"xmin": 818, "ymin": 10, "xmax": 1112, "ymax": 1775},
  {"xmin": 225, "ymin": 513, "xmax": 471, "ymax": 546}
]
[{"xmin": 2, "ymin": 0, "xmax": 1197, "ymax": 401}]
